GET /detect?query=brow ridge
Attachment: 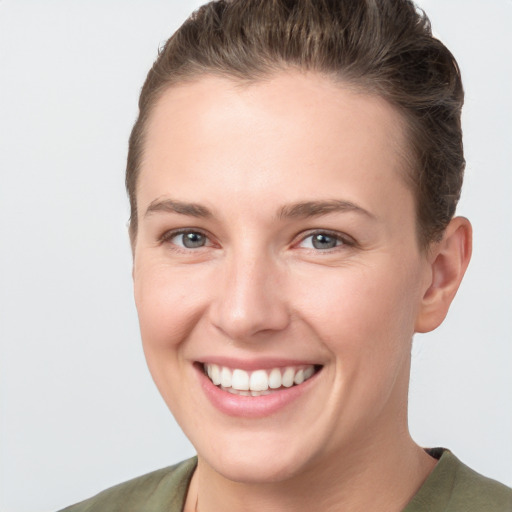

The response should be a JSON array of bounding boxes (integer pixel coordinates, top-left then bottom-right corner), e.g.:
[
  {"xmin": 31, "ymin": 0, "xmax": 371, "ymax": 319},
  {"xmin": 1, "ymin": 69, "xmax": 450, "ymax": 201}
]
[
  {"xmin": 144, "ymin": 197, "xmax": 373, "ymax": 221},
  {"xmin": 144, "ymin": 198, "xmax": 212, "ymax": 218},
  {"xmin": 277, "ymin": 200, "xmax": 373, "ymax": 220}
]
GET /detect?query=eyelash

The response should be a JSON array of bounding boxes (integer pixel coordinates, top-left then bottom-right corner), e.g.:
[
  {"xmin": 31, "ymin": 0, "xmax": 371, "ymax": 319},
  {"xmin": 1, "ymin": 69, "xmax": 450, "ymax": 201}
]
[{"xmin": 159, "ymin": 228, "xmax": 355, "ymax": 253}]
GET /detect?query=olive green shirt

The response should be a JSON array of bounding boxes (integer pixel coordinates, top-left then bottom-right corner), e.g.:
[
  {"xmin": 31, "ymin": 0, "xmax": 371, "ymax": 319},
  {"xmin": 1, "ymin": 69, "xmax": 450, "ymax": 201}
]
[{"xmin": 58, "ymin": 449, "xmax": 512, "ymax": 511}]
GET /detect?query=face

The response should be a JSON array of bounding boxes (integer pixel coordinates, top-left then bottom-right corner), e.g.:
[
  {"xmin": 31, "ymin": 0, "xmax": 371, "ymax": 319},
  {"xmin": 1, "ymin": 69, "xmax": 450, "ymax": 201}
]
[{"xmin": 133, "ymin": 72, "xmax": 432, "ymax": 483}]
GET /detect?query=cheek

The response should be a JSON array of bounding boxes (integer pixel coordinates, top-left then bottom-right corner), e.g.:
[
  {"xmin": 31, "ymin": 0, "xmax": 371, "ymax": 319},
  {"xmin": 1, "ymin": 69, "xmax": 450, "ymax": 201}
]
[
  {"xmin": 134, "ymin": 263, "xmax": 209, "ymax": 352},
  {"xmin": 290, "ymin": 260, "xmax": 424, "ymax": 430},
  {"xmin": 291, "ymin": 260, "xmax": 422, "ymax": 359},
  {"xmin": 133, "ymin": 264, "xmax": 212, "ymax": 418}
]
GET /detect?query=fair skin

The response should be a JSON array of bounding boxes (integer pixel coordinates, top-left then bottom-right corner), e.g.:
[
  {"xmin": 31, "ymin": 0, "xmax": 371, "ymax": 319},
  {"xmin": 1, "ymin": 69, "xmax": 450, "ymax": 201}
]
[{"xmin": 132, "ymin": 72, "xmax": 471, "ymax": 512}]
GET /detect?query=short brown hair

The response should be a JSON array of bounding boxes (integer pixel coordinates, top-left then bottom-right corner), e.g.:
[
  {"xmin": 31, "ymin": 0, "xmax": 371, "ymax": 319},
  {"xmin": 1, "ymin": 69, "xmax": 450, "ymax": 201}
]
[{"xmin": 127, "ymin": 0, "xmax": 464, "ymax": 246}]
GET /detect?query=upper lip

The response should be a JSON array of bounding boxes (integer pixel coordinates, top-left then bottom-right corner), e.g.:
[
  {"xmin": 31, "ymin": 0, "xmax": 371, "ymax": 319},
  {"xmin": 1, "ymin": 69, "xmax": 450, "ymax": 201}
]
[{"xmin": 196, "ymin": 357, "xmax": 323, "ymax": 371}]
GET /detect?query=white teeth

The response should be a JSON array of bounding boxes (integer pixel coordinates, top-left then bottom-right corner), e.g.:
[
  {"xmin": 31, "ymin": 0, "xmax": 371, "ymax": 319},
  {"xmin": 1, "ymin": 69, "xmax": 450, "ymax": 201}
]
[
  {"xmin": 268, "ymin": 368, "xmax": 282, "ymax": 389},
  {"xmin": 304, "ymin": 366, "xmax": 314, "ymax": 380},
  {"xmin": 220, "ymin": 366, "xmax": 232, "ymax": 388},
  {"xmin": 232, "ymin": 369, "xmax": 250, "ymax": 390},
  {"xmin": 211, "ymin": 364, "xmax": 221, "ymax": 385},
  {"xmin": 294, "ymin": 369, "xmax": 304, "ymax": 385},
  {"xmin": 250, "ymin": 370, "xmax": 269, "ymax": 391},
  {"xmin": 204, "ymin": 363, "xmax": 318, "ymax": 394},
  {"xmin": 281, "ymin": 367, "xmax": 295, "ymax": 387}
]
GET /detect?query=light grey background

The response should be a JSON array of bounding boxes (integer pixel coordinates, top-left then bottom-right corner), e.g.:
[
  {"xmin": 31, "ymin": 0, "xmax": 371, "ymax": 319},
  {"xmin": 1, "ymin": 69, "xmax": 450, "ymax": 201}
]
[{"xmin": 0, "ymin": 1, "xmax": 510, "ymax": 511}]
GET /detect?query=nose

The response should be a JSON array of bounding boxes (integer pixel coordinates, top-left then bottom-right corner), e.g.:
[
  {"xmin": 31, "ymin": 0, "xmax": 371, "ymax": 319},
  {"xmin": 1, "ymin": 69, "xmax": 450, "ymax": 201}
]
[{"xmin": 209, "ymin": 250, "xmax": 290, "ymax": 342}]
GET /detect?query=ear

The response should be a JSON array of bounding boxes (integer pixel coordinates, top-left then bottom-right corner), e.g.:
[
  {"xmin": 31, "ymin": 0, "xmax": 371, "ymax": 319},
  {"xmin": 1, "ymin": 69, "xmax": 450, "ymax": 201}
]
[{"xmin": 415, "ymin": 216, "xmax": 472, "ymax": 333}]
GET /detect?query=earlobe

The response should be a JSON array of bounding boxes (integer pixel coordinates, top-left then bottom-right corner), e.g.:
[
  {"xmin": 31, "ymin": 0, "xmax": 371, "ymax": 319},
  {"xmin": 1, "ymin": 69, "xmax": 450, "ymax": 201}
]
[{"xmin": 415, "ymin": 217, "xmax": 472, "ymax": 333}]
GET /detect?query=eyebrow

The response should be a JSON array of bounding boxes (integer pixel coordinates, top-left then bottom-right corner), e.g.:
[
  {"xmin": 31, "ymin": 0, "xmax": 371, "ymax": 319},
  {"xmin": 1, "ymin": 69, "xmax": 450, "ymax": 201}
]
[
  {"xmin": 277, "ymin": 200, "xmax": 374, "ymax": 220},
  {"xmin": 145, "ymin": 198, "xmax": 212, "ymax": 219},
  {"xmin": 144, "ymin": 197, "xmax": 374, "ymax": 221}
]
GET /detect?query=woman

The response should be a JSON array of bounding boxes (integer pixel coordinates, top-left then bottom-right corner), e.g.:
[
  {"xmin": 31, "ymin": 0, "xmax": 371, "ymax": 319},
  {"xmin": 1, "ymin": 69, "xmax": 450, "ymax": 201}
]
[{"xmin": 60, "ymin": 0, "xmax": 512, "ymax": 510}]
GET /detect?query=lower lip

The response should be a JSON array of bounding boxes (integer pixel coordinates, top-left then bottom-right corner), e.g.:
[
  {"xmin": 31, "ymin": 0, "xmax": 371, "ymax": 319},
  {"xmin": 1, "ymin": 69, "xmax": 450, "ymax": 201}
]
[{"xmin": 196, "ymin": 365, "xmax": 320, "ymax": 418}]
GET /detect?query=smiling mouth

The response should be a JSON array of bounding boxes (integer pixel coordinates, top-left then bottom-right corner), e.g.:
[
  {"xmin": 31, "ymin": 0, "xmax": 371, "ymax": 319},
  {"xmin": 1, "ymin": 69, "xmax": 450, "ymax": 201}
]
[{"xmin": 202, "ymin": 363, "xmax": 321, "ymax": 396}]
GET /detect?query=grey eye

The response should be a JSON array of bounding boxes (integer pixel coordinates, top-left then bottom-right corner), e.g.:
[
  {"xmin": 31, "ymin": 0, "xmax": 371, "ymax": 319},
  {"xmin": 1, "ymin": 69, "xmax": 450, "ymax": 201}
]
[
  {"xmin": 174, "ymin": 231, "xmax": 207, "ymax": 249},
  {"xmin": 311, "ymin": 233, "xmax": 338, "ymax": 249},
  {"xmin": 299, "ymin": 232, "xmax": 342, "ymax": 250}
]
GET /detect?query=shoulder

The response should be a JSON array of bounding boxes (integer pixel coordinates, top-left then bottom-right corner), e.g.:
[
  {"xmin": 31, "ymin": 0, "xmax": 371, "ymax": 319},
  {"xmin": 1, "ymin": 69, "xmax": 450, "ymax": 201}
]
[
  {"xmin": 446, "ymin": 453, "xmax": 512, "ymax": 511},
  {"xmin": 57, "ymin": 457, "xmax": 197, "ymax": 512},
  {"xmin": 405, "ymin": 449, "xmax": 512, "ymax": 512}
]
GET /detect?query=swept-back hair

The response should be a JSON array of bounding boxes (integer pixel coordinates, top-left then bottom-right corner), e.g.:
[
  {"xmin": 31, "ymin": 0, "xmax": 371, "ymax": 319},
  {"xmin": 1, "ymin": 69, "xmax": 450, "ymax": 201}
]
[{"xmin": 127, "ymin": 0, "xmax": 464, "ymax": 247}]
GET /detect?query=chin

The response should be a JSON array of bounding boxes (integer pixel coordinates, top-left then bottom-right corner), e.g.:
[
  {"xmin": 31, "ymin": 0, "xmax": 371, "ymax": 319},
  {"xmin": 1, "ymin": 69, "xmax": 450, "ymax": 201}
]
[
  {"xmin": 195, "ymin": 428, "xmax": 323, "ymax": 484},
  {"xmin": 204, "ymin": 451, "xmax": 314, "ymax": 484}
]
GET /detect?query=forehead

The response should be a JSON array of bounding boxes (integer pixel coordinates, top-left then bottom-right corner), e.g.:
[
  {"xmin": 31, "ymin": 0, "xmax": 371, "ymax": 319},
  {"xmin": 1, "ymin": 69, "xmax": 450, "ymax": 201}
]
[{"xmin": 138, "ymin": 72, "xmax": 412, "ymax": 221}]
